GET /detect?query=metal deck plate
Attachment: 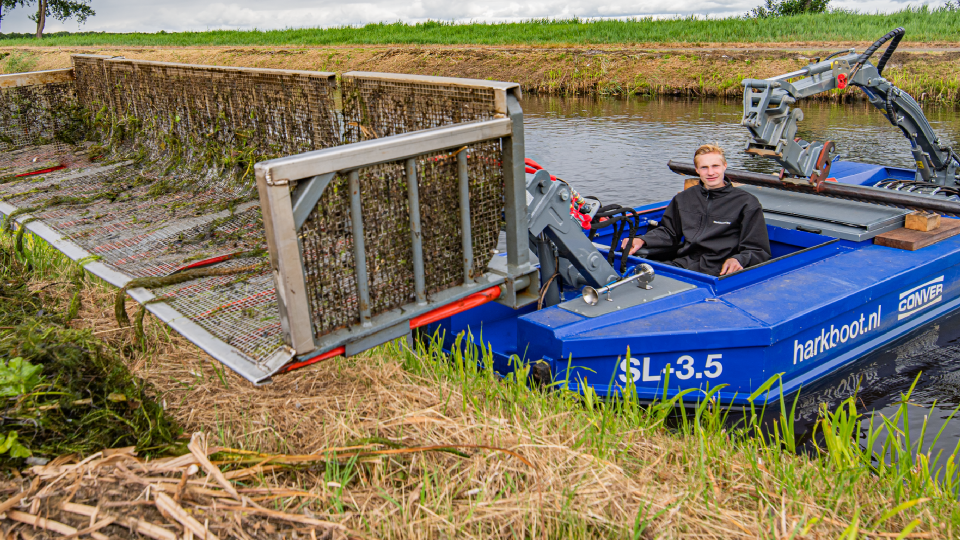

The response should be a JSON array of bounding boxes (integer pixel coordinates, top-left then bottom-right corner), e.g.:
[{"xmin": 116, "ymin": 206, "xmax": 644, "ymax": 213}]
[
  {"xmin": 742, "ymin": 185, "xmax": 909, "ymax": 241},
  {"xmin": 559, "ymin": 275, "xmax": 696, "ymax": 318}
]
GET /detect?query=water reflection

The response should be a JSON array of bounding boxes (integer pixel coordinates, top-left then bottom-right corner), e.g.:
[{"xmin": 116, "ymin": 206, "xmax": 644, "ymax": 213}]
[
  {"xmin": 793, "ymin": 312, "xmax": 960, "ymax": 472},
  {"xmin": 521, "ymin": 95, "xmax": 960, "ymax": 207}
]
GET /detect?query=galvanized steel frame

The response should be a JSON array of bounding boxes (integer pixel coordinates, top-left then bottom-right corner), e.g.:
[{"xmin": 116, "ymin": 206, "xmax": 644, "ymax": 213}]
[
  {"xmin": 0, "ymin": 68, "xmax": 75, "ymax": 88},
  {"xmin": 257, "ymin": 78, "xmax": 533, "ymax": 359}
]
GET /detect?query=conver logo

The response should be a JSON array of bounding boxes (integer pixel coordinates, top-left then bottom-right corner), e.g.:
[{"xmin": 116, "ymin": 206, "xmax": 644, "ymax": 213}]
[{"xmin": 898, "ymin": 276, "xmax": 944, "ymax": 321}]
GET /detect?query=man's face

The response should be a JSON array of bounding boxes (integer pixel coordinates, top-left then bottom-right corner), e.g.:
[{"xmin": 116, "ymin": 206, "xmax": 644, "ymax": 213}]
[{"xmin": 696, "ymin": 153, "xmax": 727, "ymax": 190}]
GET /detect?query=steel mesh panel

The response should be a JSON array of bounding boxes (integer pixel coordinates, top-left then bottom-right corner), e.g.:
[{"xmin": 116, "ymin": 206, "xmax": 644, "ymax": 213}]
[
  {"xmin": 418, "ymin": 143, "xmax": 504, "ymax": 293},
  {"xmin": 0, "ymin": 82, "xmax": 80, "ymax": 155},
  {"xmin": 72, "ymin": 56, "xmax": 341, "ymax": 194},
  {"xmin": 0, "ymin": 59, "xmax": 343, "ymax": 370},
  {"xmin": 0, "ymin": 144, "xmax": 282, "ymax": 364},
  {"xmin": 360, "ymin": 161, "xmax": 415, "ymax": 314},
  {"xmin": 152, "ymin": 259, "xmax": 281, "ymax": 360},
  {"xmin": 300, "ymin": 145, "xmax": 505, "ymax": 338},
  {"xmin": 300, "ymin": 173, "xmax": 360, "ymax": 335},
  {"xmin": 295, "ymin": 75, "xmax": 507, "ymax": 341},
  {"xmin": 2, "ymin": 65, "xmax": 514, "ymax": 375},
  {"xmin": 342, "ymin": 77, "xmax": 498, "ymax": 143}
]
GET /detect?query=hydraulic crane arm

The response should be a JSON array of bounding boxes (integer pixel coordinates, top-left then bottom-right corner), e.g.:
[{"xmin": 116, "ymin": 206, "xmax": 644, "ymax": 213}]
[
  {"xmin": 741, "ymin": 27, "xmax": 960, "ymax": 185},
  {"xmin": 526, "ymin": 168, "xmax": 619, "ymax": 294}
]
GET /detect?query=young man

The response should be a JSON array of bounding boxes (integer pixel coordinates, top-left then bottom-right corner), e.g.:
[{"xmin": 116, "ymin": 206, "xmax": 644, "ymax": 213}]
[{"xmin": 620, "ymin": 144, "xmax": 771, "ymax": 276}]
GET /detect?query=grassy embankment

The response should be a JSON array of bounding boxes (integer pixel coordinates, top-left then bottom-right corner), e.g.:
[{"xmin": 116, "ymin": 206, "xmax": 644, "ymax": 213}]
[
  {"xmin": 4, "ymin": 225, "xmax": 960, "ymax": 537},
  {"xmin": 0, "ymin": 9, "xmax": 959, "ymax": 46},
  {"xmin": 2, "ymin": 10, "xmax": 960, "ymax": 101}
]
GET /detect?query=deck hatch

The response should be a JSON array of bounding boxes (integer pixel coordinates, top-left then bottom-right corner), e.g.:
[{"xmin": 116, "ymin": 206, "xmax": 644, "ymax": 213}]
[
  {"xmin": 558, "ymin": 275, "xmax": 696, "ymax": 318},
  {"xmin": 742, "ymin": 185, "xmax": 910, "ymax": 241}
]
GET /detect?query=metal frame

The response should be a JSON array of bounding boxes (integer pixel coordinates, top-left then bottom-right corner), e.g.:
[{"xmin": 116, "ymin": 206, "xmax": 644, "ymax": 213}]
[
  {"xmin": 257, "ymin": 76, "xmax": 536, "ymax": 359},
  {"xmin": 0, "ymin": 200, "xmax": 284, "ymax": 383},
  {"xmin": 73, "ymin": 54, "xmax": 337, "ymax": 82},
  {"xmin": 0, "ymin": 68, "xmax": 74, "ymax": 88},
  {"xmin": 2, "ymin": 65, "xmax": 535, "ymax": 381}
]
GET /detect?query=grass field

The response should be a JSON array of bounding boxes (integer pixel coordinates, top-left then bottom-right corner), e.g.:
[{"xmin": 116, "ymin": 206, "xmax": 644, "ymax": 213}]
[{"xmin": 0, "ymin": 8, "xmax": 958, "ymax": 47}]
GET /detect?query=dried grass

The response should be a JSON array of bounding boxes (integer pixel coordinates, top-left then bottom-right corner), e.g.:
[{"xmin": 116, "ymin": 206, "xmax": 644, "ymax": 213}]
[{"xmin": 1, "ymin": 44, "xmax": 957, "ymax": 101}]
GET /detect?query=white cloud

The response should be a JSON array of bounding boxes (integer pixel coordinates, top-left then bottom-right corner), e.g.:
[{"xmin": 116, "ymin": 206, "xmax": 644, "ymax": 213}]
[{"xmin": 0, "ymin": 0, "xmax": 949, "ymax": 34}]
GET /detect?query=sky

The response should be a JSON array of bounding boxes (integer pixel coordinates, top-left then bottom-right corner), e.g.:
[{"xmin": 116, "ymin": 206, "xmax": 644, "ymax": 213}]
[{"xmin": 0, "ymin": 0, "xmax": 947, "ymax": 34}]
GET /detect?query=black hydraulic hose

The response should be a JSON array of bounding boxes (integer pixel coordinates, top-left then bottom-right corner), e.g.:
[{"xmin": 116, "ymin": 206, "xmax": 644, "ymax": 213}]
[
  {"xmin": 621, "ymin": 212, "xmax": 640, "ymax": 274},
  {"xmin": 854, "ymin": 27, "xmax": 905, "ymax": 77},
  {"xmin": 875, "ymin": 27, "xmax": 904, "ymax": 75},
  {"xmin": 608, "ymin": 213, "xmax": 625, "ymax": 267},
  {"xmin": 824, "ymin": 49, "xmax": 849, "ymax": 61},
  {"xmin": 667, "ymin": 160, "xmax": 960, "ymax": 216},
  {"xmin": 595, "ymin": 204, "xmax": 644, "ymax": 269}
]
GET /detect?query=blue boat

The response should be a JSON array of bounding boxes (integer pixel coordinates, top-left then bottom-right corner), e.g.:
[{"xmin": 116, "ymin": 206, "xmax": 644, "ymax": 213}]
[
  {"xmin": 427, "ymin": 30, "xmax": 960, "ymax": 404},
  {"xmin": 433, "ymin": 162, "xmax": 958, "ymax": 404}
]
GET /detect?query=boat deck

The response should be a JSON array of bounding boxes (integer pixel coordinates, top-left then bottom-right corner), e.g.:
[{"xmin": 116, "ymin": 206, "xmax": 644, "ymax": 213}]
[{"xmin": 439, "ymin": 183, "xmax": 960, "ymax": 403}]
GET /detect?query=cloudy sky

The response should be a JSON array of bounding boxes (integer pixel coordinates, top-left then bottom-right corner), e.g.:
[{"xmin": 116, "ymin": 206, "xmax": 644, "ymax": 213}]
[{"xmin": 0, "ymin": 0, "xmax": 947, "ymax": 34}]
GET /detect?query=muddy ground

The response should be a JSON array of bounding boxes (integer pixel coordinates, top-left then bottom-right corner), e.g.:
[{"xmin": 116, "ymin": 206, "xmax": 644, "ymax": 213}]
[{"xmin": 2, "ymin": 43, "xmax": 959, "ymax": 101}]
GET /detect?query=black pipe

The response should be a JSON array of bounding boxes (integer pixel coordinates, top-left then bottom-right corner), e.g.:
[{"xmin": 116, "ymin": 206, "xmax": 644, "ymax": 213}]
[{"xmin": 668, "ymin": 161, "xmax": 960, "ymax": 216}]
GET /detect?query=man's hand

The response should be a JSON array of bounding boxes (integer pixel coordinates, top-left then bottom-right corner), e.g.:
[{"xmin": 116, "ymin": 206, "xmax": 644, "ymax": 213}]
[
  {"xmin": 720, "ymin": 258, "xmax": 743, "ymax": 276},
  {"xmin": 620, "ymin": 237, "xmax": 645, "ymax": 255}
]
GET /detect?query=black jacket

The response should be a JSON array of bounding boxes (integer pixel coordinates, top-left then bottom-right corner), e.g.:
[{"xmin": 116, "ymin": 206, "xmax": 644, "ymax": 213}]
[{"xmin": 640, "ymin": 181, "xmax": 771, "ymax": 276}]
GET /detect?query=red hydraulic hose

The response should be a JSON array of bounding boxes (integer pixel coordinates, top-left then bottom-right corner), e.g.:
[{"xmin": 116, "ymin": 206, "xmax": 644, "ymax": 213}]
[
  {"xmin": 409, "ymin": 286, "xmax": 501, "ymax": 328},
  {"xmin": 280, "ymin": 285, "xmax": 502, "ymax": 374}
]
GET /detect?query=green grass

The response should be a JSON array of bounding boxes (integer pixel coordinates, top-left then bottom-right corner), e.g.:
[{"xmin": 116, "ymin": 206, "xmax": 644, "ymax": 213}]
[{"xmin": 0, "ymin": 8, "xmax": 958, "ymax": 47}]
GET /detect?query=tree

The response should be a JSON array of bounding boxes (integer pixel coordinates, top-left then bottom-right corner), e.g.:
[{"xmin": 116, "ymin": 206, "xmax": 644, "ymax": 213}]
[
  {"xmin": 0, "ymin": 0, "xmax": 94, "ymax": 38},
  {"xmin": 749, "ymin": 0, "xmax": 829, "ymax": 17}
]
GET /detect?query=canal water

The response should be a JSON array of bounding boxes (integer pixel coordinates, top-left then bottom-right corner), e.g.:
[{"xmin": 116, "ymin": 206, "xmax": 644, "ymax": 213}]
[
  {"xmin": 520, "ymin": 95, "xmax": 960, "ymax": 464},
  {"xmin": 521, "ymin": 95, "xmax": 960, "ymax": 207}
]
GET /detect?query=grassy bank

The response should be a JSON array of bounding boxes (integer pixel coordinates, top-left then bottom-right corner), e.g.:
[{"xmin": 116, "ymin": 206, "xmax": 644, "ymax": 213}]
[
  {"xmin": 0, "ymin": 9, "xmax": 959, "ymax": 46},
  {"xmin": 2, "ymin": 41, "xmax": 959, "ymax": 102},
  {"xmin": 2, "ymin": 227, "xmax": 960, "ymax": 537}
]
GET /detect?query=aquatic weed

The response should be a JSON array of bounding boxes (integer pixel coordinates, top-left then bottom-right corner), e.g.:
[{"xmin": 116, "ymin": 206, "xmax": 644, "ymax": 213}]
[{"xmin": 0, "ymin": 227, "xmax": 180, "ymax": 462}]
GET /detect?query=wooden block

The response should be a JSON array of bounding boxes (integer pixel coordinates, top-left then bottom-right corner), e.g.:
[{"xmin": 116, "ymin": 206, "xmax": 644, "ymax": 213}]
[
  {"xmin": 874, "ymin": 218, "xmax": 960, "ymax": 251},
  {"xmin": 904, "ymin": 211, "xmax": 941, "ymax": 232}
]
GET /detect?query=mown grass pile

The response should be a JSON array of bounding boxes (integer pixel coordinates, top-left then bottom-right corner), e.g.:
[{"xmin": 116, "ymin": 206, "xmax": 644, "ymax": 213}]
[
  {"xmin": 0, "ymin": 8, "xmax": 958, "ymax": 46},
  {"xmin": 0, "ymin": 227, "xmax": 179, "ymax": 462}
]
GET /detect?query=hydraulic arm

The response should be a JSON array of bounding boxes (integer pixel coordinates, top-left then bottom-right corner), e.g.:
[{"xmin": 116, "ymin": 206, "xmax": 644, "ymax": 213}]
[
  {"xmin": 525, "ymin": 168, "xmax": 619, "ymax": 302},
  {"xmin": 741, "ymin": 27, "xmax": 960, "ymax": 185}
]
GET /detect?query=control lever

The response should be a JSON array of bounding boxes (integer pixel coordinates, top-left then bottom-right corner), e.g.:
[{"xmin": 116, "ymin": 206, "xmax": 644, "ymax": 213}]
[{"xmin": 582, "ymin": 264, "xmax": 655, "ymax": 306}]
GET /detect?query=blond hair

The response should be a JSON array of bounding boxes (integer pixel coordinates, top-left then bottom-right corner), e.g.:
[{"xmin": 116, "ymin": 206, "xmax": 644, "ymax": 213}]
[{"xmin": 694, "ymin": 144, "xmax": 727, "ymax": 166}]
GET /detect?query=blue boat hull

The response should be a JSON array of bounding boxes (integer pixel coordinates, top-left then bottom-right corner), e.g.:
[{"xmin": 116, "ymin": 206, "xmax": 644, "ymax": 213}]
[{"xmin": 433, "ymin": 161, "xmax": 960, "ymax": 404}]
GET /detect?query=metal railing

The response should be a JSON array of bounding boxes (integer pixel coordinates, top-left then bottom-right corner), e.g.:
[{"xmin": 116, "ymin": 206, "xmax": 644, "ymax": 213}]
[{"xmin": 256, "ymin": 83, "xmax": 537, "ymax": 360}]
